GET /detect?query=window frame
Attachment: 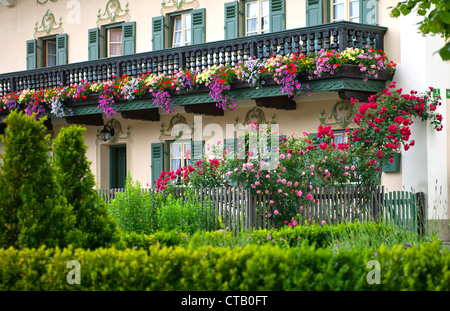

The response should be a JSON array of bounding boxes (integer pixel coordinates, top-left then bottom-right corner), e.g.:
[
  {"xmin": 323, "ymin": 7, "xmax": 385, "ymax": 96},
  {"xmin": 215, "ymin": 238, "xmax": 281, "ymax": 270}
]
[
  {"xmin": 40, "ymin": 35, "xmax": 57, "ymax": 68},
  {"xmin": 171, "ymin": 12, "xmax": 192, "ymax": 47},
  {"xmin": 102, "ymin": 22, "xmax": 124, "ymax": 58},
  {"xmin": 168, "ymin": 10, "xmax": 193, "ymax": 48},
  {"xmin": 167, "ymin": 139, "xmax": 192, "ymax": 172},
  {"xmin": 332, "ymin": 129, "xmax": 349, "ymax": 145},
  {"xmin": 243, "ymin": 0, "xmax": 270, "ymax": 36},
  {"xmin": 329, "ymin": 0, "xmax": 360, "ymax": 23}
]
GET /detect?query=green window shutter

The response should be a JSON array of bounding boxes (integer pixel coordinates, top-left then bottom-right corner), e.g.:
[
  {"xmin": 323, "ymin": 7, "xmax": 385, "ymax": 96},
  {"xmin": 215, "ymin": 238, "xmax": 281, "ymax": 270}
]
[
  {"xmin": 382, "ymin": 153, "xmax": 400, "ymax": 172},
  {"xmin": 269, "ymin": 0, "xmax": 285, "ymax": 32},
  {"xmin": 192, "ymin": 140, "xmax": 205, "ymax": 161},
  {"xmin": 225, "ymin": 138, "xmax": 238, "ymax": 155},
  {"xmin": 306, "ymin": 0, "xmax": 323, "ymax": 26},
  {"xmin": 122, "ymin": 21, "xmax": 136, "ymax": 55},
  {"xmin": 152, "ymin": 16, "xmax": 165, "ymax": 51},
  {"xmin": 88, "ymin": 28, "xmax": 100, "ymax": 61},
  {"xmin": 309, "ymin": 133, "xmax": 320, "ymax": 145},
  {"xmin": 151, "ymin": 142, "xmax": 165, "ymax": 186},
  {"xmin": 224, "ymin": 2, "xmax": 239, "ymax": 39},
  {"xmin": 26, "ymin": 39, "xmax": 37, "ymax": 70},
  {"xmin": 360, "ymin": 0, "xmax": 377, "ymax": 25},
  {"xmin": 56, "ymin": 34, "xmax": 68, "ymax": 66},
  {"xmin": 191, "ymin": 8, "xmax": 206, "ymax": 45}
]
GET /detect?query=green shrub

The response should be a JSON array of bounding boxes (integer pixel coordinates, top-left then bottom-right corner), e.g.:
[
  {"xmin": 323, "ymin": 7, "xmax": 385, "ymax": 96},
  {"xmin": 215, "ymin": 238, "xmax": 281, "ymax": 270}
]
[
  {"xmin": 116, "ymin": 221, "xmax": 425, "ymax": 252},
  {"xmin": 0, "ymin": 241, "xmax": 448, "ymax": 290},
  {"xmin": 119, "ymin": 230, "xmax": 187, "ymax": 250},
  {"xmin": 108, "ymin": 177, "xmax": 161, "ymax": 234},
  {"xmin": 0, "ymin": 111, "xmax": 80, "ymax": 248},
  {"xmin": 53, "ymin": 125, "xmax": 121, "ymax": 249},
  {"xmin": 157, "ymin": 190, "xmax": 215, "ymax": 234},
  {"xmin": 109, "ymin": 179, "xmax": 215, "ymax": 234}
]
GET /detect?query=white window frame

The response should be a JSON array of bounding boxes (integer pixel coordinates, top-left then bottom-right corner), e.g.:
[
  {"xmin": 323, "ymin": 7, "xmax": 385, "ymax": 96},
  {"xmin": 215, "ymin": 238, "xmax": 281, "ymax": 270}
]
[
  {"xmin": 245, "ymin": 0, "xmax": 270, "ymax": 36},
  {"xmin": 106, "ymin": 27, "xmax": 123, "ymax": 57},
  {"xmin": 172, "ymin": 13, "xmax": 192, "ymax": 47},
  {"xmin": 169, "ymin": 141, "xmax": 192, "ymax": 171},
  {"xmin": 331, "ymin": 0, "xmax": 359, "ymax": 23}
]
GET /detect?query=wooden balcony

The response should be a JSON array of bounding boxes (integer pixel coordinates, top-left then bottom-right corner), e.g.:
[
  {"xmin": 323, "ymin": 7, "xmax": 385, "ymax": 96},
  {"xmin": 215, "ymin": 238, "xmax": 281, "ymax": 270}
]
[{"xmin": 0, "ymin": 22, "xmax": 388, "ymax": 94}]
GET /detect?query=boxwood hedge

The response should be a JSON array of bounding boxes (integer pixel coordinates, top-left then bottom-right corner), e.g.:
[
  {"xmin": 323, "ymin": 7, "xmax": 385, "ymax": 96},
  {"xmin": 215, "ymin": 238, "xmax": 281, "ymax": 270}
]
[{"xmin": 0, "ymin": 241, "xmax": 448, "ymax": 291}]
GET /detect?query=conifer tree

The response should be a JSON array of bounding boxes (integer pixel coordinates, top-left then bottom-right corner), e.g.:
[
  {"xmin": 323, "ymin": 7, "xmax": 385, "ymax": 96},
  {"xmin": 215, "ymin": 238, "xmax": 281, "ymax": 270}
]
[
  {"xmin": 53, "ymin": 125, "xmax": 121, "ymax": 249},
  {"xmin": 0, "ymin": 111, "xmax": 80, "ymax": 248}
]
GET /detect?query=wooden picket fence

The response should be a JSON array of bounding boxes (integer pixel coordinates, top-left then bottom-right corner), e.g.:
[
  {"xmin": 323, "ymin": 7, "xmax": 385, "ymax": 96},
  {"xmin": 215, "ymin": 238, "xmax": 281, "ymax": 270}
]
[
  {"xmin": 382, "ymin": 191, "xmax": 426, "ymax": 235},
  {"xmin": 98, "ymin": 185, "xmax": 427, "ymax": 235},
  {"xmin": 98, "ymin": 186, "xmax": 426, "ymax": 235}
]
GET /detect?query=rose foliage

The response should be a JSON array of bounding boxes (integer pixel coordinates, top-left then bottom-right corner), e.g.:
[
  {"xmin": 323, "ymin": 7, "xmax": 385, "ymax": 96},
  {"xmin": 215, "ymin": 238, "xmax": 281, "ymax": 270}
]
[{"xmin": 156, "ymin": 82, "xmax": 443, "ymax": 226}]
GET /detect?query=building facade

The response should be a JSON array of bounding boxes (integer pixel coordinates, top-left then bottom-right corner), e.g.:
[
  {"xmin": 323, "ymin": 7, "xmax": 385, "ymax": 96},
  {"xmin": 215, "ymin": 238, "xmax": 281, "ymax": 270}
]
[{"xmin": 0, "ymin": 0, "xmax": 448, "ymax": 236}]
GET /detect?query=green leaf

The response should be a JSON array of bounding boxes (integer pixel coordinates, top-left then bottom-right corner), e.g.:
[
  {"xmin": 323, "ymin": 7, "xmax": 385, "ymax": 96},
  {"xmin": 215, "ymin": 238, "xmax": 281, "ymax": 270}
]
[
  {"xmin": 400, "ymin": 4, "xmax": 411, "ymax": 15},
  {"xmin": 391, "ymin": 7, "xmax": 400, "ymax": 17},
  {"xmin": 438, "ymin": 42, "xmax": 450, "ymax": 61},
  {"xmin": 419, "ymin": 1, "xmax": 431, "ymax": 10}
]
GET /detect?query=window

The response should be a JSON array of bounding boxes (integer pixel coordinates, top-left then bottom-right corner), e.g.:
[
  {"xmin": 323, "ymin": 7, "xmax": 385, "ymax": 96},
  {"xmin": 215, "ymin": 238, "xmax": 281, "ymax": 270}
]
[
  {"xmin": 169, "ymin": 140, "xmax": 192, "ymax": 171},
  {"xmin": 26, "ymin": 34, "xmax": 67, "ymax": 70},
  {"xmin": 331, "ymin": 0, "xmax": 359, "ymax": 22},
  {"xmin": 172, "ymin": 13, "xmax": 192, "ymax": 47},
  {"xmin": 246, "ymin": 0, "xmax": 270, "ymax": 36},
  {"xmin": 306, "ymin": 0, "xmax": 377, "ymax": 26},
  {"xmin": 151, "ymin": 140, "xmax": 203, "ymax": 187},
  {"xmin": 106, "ymin": 27, "xmax": 123, "ymax": 57},
  {"xmin": 43, "ymin": 38, "xmax": 57, "ymax": 67},
  {"xmin": 333, "ymin": 131, "xmax": 348, "ymax": 145},
  {"xmin": 88, "ymin": 22, "xmax": 135, "ymax": 61},
  {"xmin": 152, "ymin": 9, "xmax": 205, "ymax": 50}
]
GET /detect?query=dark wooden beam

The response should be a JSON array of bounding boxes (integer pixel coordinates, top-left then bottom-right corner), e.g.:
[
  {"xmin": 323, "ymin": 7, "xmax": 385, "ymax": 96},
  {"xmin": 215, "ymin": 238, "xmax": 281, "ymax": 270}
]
[
  {"xmin": 121, "ymin": 108, "xmax": 160, "ymax": 121},
  {"xmin": 253, "ymin": 95, "xmax": 296, "ymax": 110},
  {"xmin": 65, "ymin": 114, "xmax": 104, "ymax": 126},
  {"xmin": 0, "ymin": 122, "xmax": 6, "ymax": 135},
  {"xmin": 184, "ymin": 103, "xmax": 224, "ymax": 116},
  {"xmin": 338, "ymin": 90, "xmax": 375, "ymax": 102},
  {"xmin": 43, "ymin": 118, "xmax": 52, "ymax": 131}
]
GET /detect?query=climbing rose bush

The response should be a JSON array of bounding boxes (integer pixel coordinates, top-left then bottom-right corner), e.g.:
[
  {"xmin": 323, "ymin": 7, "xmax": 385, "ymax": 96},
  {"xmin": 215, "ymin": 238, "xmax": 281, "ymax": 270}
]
[
  {"xmin": 155, "ymin": 83, "xmax": 443, "ymax": 226},
  {"xmin": 349, "ymin": 81, "xmax": 443, "ymax": 185}
]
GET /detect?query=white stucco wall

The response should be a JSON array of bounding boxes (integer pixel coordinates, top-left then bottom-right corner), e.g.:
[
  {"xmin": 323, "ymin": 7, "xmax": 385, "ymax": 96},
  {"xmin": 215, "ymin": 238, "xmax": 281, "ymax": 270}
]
[{"xmin": 395, "ymin": 12, "xmax": 449, "ymax": 219}]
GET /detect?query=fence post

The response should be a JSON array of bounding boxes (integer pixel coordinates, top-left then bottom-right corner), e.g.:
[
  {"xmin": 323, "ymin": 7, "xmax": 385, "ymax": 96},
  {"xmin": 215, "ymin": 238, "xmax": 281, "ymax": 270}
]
[{"xmin": 416, "ymin": 192, "xmax": 426, "ymax": 237}]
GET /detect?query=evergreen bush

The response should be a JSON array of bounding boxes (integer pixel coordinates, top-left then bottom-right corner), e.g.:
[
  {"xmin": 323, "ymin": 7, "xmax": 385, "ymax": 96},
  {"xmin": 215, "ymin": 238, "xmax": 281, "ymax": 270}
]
[
  {"xmin": 53, "ymin": 125, "xmax": 121, "ymax": 249},
  {"xmin": 0, "ymin": 111, "xmax": 80, "ymax": 248}
]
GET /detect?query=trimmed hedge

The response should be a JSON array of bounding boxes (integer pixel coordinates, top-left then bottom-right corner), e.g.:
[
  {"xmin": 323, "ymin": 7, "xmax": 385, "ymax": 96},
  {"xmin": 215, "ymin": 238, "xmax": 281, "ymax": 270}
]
[{"xmin": 0, "ymin": 241, "xmax": 449, "ymax": 291}]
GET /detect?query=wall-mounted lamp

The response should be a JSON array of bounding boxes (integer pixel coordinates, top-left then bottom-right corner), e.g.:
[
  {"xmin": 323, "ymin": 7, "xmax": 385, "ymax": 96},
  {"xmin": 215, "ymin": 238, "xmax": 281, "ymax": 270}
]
[{"xmin": 99, "ymin": 124, "xmax": 115, "ymax": 142}]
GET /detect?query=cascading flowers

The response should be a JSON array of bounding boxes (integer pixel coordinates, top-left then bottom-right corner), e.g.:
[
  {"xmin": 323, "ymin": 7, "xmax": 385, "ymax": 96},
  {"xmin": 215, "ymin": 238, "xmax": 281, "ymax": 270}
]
[{"xmin": 0, "ymin": 47, "xmax": 397, "ymax": 118}]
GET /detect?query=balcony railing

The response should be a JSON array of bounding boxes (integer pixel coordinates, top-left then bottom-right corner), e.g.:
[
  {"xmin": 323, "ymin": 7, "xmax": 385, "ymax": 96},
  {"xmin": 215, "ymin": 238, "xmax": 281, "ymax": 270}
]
[{"xmin": 0, "ymin": 21, "xmax": 387, "ymax": 97}]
